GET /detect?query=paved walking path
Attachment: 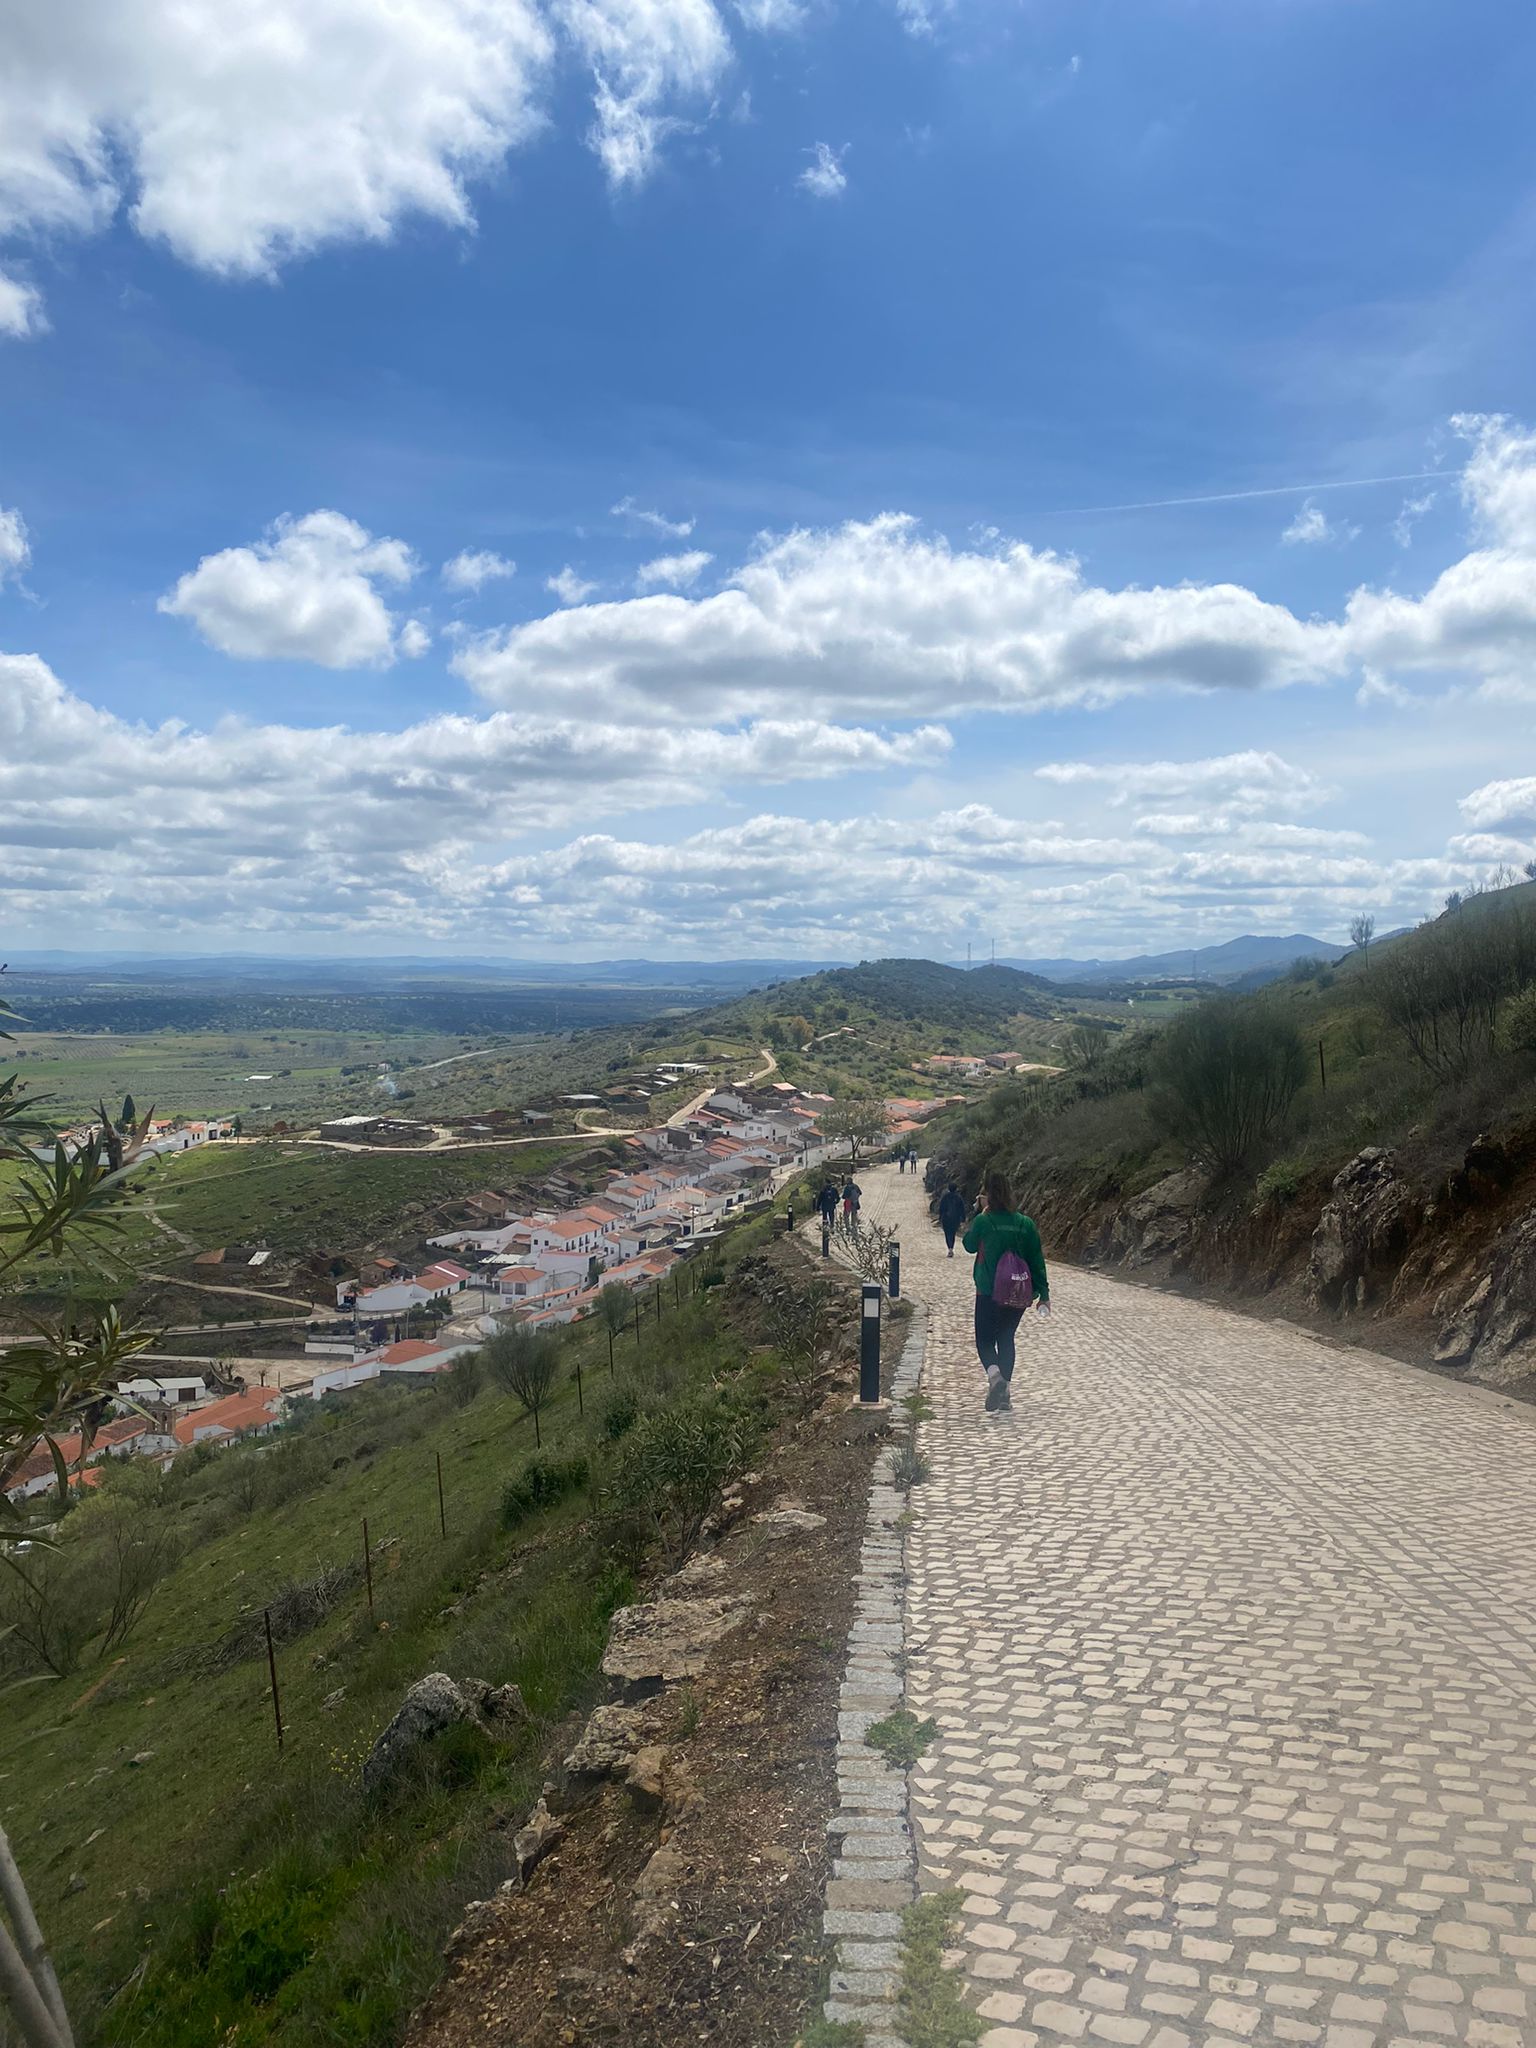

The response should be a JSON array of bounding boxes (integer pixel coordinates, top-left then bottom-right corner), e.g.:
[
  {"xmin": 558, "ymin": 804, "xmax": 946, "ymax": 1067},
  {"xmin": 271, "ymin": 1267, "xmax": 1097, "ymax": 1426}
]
[{"xmin": 856, "ymin": 1165, "xmax": 1536, "ymax": 2048}]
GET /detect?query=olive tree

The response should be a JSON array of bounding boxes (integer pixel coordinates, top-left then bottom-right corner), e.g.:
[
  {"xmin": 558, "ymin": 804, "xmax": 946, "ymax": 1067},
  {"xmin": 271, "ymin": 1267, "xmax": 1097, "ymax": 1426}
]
[{"xmin": 485, "ymin": 1327, "xmax": 562, "ymax": 1447}]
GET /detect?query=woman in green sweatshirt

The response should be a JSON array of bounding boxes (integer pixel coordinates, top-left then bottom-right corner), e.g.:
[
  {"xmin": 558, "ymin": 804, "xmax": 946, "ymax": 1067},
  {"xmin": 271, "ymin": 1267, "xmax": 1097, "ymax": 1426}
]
[{"xmin": 961, "ymin": 1171, "xmax": 1050, "ymax": 1411}]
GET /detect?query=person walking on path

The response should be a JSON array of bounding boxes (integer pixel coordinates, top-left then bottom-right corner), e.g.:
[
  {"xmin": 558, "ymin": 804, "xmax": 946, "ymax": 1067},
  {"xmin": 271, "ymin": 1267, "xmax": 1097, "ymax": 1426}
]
[
  {"xmin": 962, "ymin": 1171, "xmax": 1049, "ymax": 1412},
  {"xmin": 817, "ymin": 1181, "xmax": 839, "ymax": 1227},
  {"xmin": 842, "ymin": 1177, "xmax": 862, "ymax": 1219},
  {"xmin": 937, "ymin": 1182, "xmax": 966, "ymax": 1257}
]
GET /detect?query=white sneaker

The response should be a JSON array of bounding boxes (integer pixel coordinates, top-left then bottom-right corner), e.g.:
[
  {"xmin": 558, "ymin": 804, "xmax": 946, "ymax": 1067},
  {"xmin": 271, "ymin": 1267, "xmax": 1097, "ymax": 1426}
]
[{"xmin": 984, "ymin": 1366, "xmax": 1006, "ymax": 1412}]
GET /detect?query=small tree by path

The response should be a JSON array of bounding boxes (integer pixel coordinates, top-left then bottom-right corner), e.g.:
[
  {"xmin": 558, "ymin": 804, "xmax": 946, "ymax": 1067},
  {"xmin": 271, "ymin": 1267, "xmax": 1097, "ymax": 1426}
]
[
  {"xmin": 485, "ymin": 1329, "xmax": 561, "ymax": 1447},
  {"xmin": 820, "ymin": 1093, "xmax": 890, "ymax": 1165}
]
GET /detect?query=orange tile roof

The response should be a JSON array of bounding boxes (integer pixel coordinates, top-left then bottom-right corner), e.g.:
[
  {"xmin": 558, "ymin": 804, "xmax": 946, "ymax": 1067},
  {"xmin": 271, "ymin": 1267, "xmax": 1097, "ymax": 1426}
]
[{"xmin": 172, "ymin": 1388, "xmax": 282, "ymax": 1446}]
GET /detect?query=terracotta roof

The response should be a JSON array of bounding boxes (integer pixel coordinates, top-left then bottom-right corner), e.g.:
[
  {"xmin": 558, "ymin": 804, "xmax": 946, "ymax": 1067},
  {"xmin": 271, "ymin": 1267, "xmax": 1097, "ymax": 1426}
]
[
  {"xmin": 378, "ymin": 1339, "xmax": 453, "ymax": 1367},
  {"xmin": 172, "ymin": 1388, "xmax": 283, "ymax": 1446}
]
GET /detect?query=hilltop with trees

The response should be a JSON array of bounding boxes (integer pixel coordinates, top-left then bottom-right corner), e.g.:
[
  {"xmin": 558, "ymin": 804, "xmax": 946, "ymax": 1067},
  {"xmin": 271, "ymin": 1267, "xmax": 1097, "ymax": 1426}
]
[{"xmin": 925, "ymin": 872, "xmax": 1536, "ymax": 1398}]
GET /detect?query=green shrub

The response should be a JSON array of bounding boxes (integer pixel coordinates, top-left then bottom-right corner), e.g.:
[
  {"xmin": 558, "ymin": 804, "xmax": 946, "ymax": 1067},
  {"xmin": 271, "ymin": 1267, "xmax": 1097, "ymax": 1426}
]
[
  {"xmin": 1255, "ymin": 1158, "xmax": 1302, "ymax": 1206},
  {"xmin": 501, "ymin": 1453, "xmax": 590, "ymax": 1531},
  {"xmin": 600, "ymin": 1386, "xmax": 640, "ymax": 1440},
  {"xmin": 608, "ymin": 1395, "xmax": 752, "ymax": 1566}
]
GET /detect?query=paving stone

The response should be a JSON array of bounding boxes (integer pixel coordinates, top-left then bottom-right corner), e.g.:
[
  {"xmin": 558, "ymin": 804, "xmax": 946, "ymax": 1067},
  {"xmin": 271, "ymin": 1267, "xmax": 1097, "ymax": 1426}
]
[{"xmin": 840, "ymin": 1164, "xmax": 1536, "ymax": 2048}]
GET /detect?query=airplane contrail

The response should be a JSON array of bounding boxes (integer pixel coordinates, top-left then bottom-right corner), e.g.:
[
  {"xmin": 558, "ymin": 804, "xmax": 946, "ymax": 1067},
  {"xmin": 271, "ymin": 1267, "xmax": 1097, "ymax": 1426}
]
[{"xmin": 1047, "ymin": 469, "xmax": 1447, "ymax": 517}]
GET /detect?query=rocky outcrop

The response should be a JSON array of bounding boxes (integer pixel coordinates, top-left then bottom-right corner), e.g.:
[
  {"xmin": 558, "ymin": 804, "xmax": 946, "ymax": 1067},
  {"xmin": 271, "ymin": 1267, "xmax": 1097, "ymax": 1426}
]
[
  {"xmin": 1307, "ymin": 1149, "xmax": 1420, "ymax": 1312},
  {"xmin": 601, "ymin": 1592, "xmax": 751, "ymax": 1693},
  {"xmin": 362, "ymin": 1673, "xmax": 527, "ymax": 1794},
  {"xmin": 1106, "ymin": 1170, "xmax": 1205, "ymax": 1269},
  {"xmin": 1435, "ymin": 1201, "xmax": 1536, "ymax": 1389}
]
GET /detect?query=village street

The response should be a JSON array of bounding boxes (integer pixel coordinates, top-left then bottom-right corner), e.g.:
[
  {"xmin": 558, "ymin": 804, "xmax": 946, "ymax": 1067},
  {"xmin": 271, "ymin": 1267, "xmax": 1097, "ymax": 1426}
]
[{"xmin": 851, "ymin": 1165, "xmax": 1536, "ymax": 2048}]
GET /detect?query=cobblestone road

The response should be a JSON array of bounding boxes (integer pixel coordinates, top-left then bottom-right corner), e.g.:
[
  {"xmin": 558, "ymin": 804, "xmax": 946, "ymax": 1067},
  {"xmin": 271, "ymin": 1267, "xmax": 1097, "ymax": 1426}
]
[{"xmin": 856, "ymin": 1165, "xmax": 1536, "ymax": 2048}]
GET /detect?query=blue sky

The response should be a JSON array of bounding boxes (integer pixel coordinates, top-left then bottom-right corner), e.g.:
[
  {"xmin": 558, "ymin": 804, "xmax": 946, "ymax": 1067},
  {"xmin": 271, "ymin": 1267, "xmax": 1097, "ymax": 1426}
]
[{"xmin": 3, "ymin": 0, "xmax": 1536, "ymax": 958}]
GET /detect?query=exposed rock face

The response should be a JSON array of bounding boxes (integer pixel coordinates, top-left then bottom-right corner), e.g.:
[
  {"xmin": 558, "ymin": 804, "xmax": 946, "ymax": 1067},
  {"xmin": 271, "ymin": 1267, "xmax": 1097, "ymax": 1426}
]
[
  {"xmin": 1435, "ymin": 1202, "xmax": 1536, "ymax": 1389},
  {"xmin": 1107, "ymin": 1170, "xmax": 1205, "ymax": 1269},
  {"xmin": 752, "ymin": 1499, "xmax": 827, "ymax": 1537},
  {"xmin": 626, "ymin": 1841, "xmax": 688, "ymax": 1959},
  {"xmin": 625, "ymin": 1745, "xmax": 669, "ymax": 1814},
  {"xmin": 511, "ymin": 1797, "xmax": 564, "ymax": 1882},
  {"xmin": 602, "ymin": 1594, "xmax": 750, "ymax": 1692},
  {"xmin": 1307, "ymin": 1149, "xmax": 1420, "ymax": 1312},
  {"xmin": 362, "ymin": 1672, "xmax": 527, "ymax": 1794},
  {"xmin": 562, "ymin": 1702, "xmax": 655, "ymax": 1788}
]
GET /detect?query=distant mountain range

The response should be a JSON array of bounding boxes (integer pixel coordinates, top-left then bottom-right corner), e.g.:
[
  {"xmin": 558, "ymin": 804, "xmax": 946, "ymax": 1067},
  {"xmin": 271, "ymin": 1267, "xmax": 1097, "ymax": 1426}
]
[
  {"xmin": 994, "ymin": 934, "xmax": 1350, "ymax": 986},
  {"xmin": 1, "ymin": 952, "xmax": 844, "ymax": 992}
]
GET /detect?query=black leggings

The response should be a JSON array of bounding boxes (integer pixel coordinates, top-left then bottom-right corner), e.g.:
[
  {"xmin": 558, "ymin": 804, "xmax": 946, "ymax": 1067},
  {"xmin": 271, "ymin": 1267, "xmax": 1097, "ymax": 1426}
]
[{"xmin": 974, "ymin": 1294, "xmax": 1025, "ymax": 1380}]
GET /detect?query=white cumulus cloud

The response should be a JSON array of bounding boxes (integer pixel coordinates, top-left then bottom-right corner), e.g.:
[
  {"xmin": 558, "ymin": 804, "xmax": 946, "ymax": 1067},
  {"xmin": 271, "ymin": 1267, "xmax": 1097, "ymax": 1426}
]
[
  {"xmin": 799, "ymin": 141, "xmax": 847, "ymax": 199},
  {"xmin": 158, "ymin": 510, "xmax": 421, "ymax": 668},
  {"xmin": 1458, "ymin": 776, "xmax": 1536, "ymax": 834},
  {"xmin": 0, "ymin": 0, "xmax": 743, "ymax": 334},
  {"xmin": 636, "ymin": 549, "xmax": 713, "ymax": 589},
  {"xmin": 0, "ymin": 650, "xmax": 948, "ymax": 936},
  {"xmin": 546, "ymin": 565, "xmax": 598, "ymax": 605},
  {"xmin": 1036, "ymin": 751, "xmax": 1332, "ymax": 817},
  {"xmin": 443, "ymin": 549, "xmax": 518, "ymax": 592},
  {"xmin": 457, "ymin": 512, "xmax": 1340, "ymax": 725}
]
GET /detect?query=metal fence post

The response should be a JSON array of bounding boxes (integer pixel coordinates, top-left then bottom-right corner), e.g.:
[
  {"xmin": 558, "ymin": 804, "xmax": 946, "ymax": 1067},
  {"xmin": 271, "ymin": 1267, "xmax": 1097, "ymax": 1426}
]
[
  {"xmin": 859, "ymin": 1284, "xmax": 882, "ymax": 1405},
  {"xmin": 888, "ymin": 1238, "xmax": 901, "ymax": 1300}
]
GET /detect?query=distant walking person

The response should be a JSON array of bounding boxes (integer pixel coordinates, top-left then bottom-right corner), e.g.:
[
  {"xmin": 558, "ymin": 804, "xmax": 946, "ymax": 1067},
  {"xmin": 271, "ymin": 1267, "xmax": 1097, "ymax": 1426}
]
[
  {"xmin": 937, "ymin": 1182, "xmax": 966, "ymax": 1258},
  {"xmin": 842, "ymin": 1177, "xmax": 862, "ymax": 1219},
  {"xmin": 962, "ymin": 1172, "xmax": 1049, "ymax": 1412},
  {"xmin": 818, "ymin": 1182, "xmax": 839, "ymax": 1227}
]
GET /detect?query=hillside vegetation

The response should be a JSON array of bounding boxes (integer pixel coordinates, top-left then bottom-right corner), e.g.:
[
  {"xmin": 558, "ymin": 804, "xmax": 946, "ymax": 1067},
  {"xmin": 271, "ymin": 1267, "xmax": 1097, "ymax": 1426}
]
[
  {"xmin": 927, "ymin": 877, "xmax": 1536, "ymax": 1389},
  {"xmin": 0, "ymin": 1182, "xmax": 840, "ymax": 2048},
  {"xmin": 669, "ymin": 959, "xmax": 1104, "ymax": 1095}
]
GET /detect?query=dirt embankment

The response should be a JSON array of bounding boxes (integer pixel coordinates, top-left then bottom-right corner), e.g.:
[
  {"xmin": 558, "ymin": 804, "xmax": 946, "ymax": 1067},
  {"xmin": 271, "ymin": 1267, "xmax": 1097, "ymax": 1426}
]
[
  {"xmin": 931, "ymin": 1118, "xmax": 1536, "ymax": 1402},
  {"xmin": 405, "ymin": 1236, "xmax": 907, "ymax": 2048}
]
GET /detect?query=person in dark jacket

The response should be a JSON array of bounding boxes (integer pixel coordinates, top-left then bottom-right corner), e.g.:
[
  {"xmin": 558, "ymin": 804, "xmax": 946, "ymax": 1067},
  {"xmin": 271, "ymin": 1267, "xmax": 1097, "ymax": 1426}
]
[
  {"xmin": 842, "ymin": 1177, "xmax": 862, "ymax": 1218},
  {"xmin": 962, "ymin": 1170, "xmax": 1050, "ymax": 1412},
  {"xmin": 817, "ymin": 1182, "xmax": 839, "ymax": 1226},
  {"xmin": 937, "ymin": 1182, "xmax": 966, "ymax": 1257}
]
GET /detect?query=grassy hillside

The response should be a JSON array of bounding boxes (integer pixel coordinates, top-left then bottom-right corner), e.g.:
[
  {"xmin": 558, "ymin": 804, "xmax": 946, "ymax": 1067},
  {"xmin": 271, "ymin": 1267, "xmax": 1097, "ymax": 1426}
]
[
  {"xmin": 9, "ymin": 1137, "xmax": 610, "ymax": 1319},
  {"xmin": 663, "ymin": 958, "xmax": 1108, "ymax": 1095},
  {"xmin": 0, "ymin": 1187, "xmax": 826, "ymax": 2047},
  {"xmin": 926, "ymin": 879, "xmax": 1536, "ymax": 1321}
]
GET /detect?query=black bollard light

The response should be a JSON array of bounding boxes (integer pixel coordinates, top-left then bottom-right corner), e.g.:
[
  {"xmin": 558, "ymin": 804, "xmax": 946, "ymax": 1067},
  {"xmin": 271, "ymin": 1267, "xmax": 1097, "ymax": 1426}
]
[
  {"xmin": 859, "ymin": 1283, "xmax": 881, "ymax": 1404},
  {"xmin": 821, "ymin": 1219, "xmax": 831, "ymax": 1259},
  {"xmin": 888, "ymin": 1238, "xmax": 900, "ymax": 1300}
]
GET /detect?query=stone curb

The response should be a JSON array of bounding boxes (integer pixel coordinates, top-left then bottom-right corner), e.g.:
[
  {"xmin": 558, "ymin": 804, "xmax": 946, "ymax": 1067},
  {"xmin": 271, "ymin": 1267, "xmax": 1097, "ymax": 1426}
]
[{"xmin": 819, "ymin": 1293, "xmax": 927, "ymax": 2047}]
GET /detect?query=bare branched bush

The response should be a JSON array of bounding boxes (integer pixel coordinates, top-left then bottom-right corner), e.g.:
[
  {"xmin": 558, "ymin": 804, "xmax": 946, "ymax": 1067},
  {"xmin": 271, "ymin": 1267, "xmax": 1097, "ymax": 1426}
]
[
  {"xmin": 1374, "ymin": 886, "xmax": 1536, "ymax": 1079},
  {"xmin": 1149, "ymin": 999, "xmax": 1305, "ymax": 1175},
  {"xmin": 832, "ymin": 1214, "xmax": 899, "ymax": 1286},
  {"xmin": 763, "ymin": 1275, "xmax": 842, "ymax": 1413}
]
